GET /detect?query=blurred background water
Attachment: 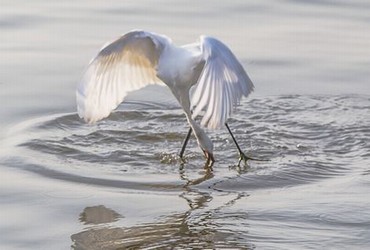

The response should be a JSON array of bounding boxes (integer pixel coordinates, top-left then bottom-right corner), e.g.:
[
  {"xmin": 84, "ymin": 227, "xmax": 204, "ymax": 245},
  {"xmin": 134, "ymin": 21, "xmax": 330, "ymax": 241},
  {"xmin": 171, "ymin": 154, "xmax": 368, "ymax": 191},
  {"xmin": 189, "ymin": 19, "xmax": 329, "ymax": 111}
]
[{"xmin": 1, "ymin": 0, "xmax": 370, "ymax": 249}]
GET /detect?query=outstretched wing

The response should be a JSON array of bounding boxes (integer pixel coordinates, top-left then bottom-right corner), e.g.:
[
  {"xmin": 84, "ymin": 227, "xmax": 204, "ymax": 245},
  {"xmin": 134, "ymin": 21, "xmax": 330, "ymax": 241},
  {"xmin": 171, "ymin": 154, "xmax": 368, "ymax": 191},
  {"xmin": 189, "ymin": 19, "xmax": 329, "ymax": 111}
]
[
  {"xmin": 76, "ymin": 30, "xmax": 169, "ymax": 124},
  {"xmin": 190, "ymin": 36, "xmax": 254, "ymax": 129}
]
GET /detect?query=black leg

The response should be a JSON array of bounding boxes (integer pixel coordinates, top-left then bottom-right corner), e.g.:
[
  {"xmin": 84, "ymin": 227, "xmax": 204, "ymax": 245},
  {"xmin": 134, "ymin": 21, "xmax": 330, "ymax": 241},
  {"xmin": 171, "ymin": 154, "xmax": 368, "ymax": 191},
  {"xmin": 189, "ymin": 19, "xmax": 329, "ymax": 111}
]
[
  {"xmin": 179, "ymin": 127, "xmax": 192, "ymax": 159},
  {"xmin": 225, "ymin": 123, "xmax": 252, "ymax": 166}
]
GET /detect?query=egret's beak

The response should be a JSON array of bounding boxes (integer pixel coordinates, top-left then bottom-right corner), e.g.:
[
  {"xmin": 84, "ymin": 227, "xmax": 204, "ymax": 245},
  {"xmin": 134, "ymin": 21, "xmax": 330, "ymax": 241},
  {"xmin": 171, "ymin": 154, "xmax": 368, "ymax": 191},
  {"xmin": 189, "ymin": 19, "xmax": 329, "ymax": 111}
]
[{"xmin": 202, "ymin": 149, "xmax": 215, "ymax": 168}]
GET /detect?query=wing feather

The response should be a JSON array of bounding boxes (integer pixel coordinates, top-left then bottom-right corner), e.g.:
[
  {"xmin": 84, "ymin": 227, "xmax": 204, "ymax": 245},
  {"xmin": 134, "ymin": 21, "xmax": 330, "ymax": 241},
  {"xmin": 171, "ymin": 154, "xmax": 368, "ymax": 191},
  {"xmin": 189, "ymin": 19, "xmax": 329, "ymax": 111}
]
[
  {"xmin": 191, "ymin": 36, "xmax": 254, "ymax": 129},
  {"xmin": 76, "ymin": 30, "xmax": 169, "ymax": 123}
]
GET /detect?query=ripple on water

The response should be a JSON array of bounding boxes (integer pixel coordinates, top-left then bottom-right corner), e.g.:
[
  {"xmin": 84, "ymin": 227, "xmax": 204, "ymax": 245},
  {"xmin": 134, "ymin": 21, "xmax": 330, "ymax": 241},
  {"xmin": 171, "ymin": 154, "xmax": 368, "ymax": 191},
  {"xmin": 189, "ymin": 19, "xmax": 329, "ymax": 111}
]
[{"xmin": 2, "ymin": 95, "xmax": 370, "ymax": 192}]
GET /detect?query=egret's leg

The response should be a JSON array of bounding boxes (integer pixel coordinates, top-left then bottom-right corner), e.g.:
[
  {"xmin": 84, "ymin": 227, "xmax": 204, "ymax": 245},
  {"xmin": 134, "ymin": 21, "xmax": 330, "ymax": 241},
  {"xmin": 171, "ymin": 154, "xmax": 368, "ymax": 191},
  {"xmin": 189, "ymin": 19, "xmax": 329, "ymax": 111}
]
[
  {"xmin": 179, "ymin": 127, "xmax": 192, "ymax": 159},
  {"xmin": 225, "ymin": 123, "xmax": 252, "ymax": 166}
]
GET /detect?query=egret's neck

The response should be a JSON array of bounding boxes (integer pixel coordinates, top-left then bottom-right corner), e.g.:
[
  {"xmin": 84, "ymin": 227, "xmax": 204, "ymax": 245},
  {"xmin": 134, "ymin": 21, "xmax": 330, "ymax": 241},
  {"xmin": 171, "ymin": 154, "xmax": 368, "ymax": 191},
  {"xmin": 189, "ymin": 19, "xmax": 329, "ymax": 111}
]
[
  {"xmin": 155, "ymin": 42, "xmax": 212, "ymax": 153},
  {"xmin": 186, "ymin": 114, "xmax": 214, "ymax": 155}
]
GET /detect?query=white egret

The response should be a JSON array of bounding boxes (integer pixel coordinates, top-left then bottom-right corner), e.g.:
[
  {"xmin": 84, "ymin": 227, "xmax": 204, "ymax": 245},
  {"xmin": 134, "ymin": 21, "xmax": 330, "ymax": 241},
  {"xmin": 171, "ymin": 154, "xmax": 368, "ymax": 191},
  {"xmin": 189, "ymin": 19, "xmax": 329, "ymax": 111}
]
[{"xmin": 76, "ymin": 30, "xmax": 254, "ymax": 167}]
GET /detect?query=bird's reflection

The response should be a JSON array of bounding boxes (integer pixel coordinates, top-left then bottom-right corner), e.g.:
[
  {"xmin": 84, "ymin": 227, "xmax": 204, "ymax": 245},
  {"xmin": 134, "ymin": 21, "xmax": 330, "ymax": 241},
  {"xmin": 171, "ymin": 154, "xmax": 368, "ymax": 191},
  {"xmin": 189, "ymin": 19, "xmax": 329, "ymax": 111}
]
[
  {"xmin": 71, "ymin": 165, "xmax": 253, "ymax": 249},
  {"xmin": 179, "ymin": 163, "xmax": 214, "ymax": 187},
  {"xmin": 79, "ymin": 205, "xmax": 122, "ymax": 225}
]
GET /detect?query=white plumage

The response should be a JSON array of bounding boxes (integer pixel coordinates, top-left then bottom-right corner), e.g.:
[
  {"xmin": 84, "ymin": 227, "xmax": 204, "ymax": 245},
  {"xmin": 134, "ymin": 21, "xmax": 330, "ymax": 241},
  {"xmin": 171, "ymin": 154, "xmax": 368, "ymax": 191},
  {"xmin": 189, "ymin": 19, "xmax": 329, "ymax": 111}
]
[{"xmin": 76, "ymin": 30, "xmax": 254, "ymax": 165}]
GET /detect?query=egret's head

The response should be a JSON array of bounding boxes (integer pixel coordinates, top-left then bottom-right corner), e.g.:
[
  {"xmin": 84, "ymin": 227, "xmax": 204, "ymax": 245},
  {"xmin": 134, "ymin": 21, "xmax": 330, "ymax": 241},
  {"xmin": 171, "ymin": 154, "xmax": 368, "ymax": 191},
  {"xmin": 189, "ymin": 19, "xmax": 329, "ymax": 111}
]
[
  {"xmin": 202, "ymin": 148, "xmax": 215, "ymax": 168},
  {"xmin": 195, "ymin": 129, "xmax": 214, "ymax": 167}
]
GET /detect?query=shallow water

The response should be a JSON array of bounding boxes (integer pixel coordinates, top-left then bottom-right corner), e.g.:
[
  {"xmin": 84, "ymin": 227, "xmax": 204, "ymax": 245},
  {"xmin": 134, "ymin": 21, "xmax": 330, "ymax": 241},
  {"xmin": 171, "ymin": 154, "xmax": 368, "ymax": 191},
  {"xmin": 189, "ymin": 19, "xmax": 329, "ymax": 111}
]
[{"xmin": 1, "ymin": 0, "xmax": 370, "ymax": 249}]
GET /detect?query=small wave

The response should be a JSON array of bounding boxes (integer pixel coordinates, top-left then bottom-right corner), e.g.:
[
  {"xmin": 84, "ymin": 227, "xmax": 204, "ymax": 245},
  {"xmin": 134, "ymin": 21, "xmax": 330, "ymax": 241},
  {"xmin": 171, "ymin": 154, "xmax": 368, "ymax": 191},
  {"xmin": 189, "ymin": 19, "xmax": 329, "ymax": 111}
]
[{"xmin": 1, "ymin": 95, "xmax": 369, "ymax": 191}]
